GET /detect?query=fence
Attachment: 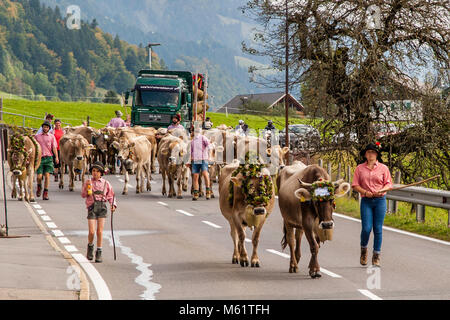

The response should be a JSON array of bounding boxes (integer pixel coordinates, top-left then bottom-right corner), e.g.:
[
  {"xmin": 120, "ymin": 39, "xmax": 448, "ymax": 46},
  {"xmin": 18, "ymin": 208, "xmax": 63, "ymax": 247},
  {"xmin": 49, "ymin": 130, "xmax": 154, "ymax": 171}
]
[{"xmin": 315, "ymin": 158, "xmax": 450, "ymax": 228}]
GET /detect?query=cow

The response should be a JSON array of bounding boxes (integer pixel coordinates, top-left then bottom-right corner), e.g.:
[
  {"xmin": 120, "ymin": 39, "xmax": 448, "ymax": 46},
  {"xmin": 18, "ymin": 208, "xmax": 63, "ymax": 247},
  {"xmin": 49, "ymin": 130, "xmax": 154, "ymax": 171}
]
[
  {"xmin": 277, "ymin": 164, "xmax": 350, "ymax": 278},
  {"xmin": 129, "ymin": 126, "xmax": 158, "ymax": 174},
  {"xmin": 7, "ymin": 134, "xmax": 41, "ymax": 202},
  {"xmin": 157, "ymin": 135, "xmax": 189, "ymax": 198},
  {"xmin": 112, "ymin": 133, "xmax": 152, "ymax": 195},
  {"xmin": 219, "ymin": 159, "xmax": 276, "ymax": 268},
  {"xmin": 58, "ymin": 133, "xmax": 95, "ymax": 191}
]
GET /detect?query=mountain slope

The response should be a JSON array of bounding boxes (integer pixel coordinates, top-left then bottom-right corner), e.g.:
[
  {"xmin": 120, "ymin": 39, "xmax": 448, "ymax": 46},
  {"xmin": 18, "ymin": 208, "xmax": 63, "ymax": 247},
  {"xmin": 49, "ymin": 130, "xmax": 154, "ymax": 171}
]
[
  {"xmin": 0, "ymin": 0, "xmax": 164, "ymax": 100},
  {"xmin": 39, "ymin": 0, "xmax": 272, "ymax": 107}
]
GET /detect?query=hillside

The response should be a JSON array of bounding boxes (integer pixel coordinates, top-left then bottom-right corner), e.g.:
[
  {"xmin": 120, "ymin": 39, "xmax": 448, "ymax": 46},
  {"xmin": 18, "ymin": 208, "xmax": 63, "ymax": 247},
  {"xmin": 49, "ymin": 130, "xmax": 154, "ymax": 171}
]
[
  {"xmin": 0, "ymin": 0, "xmax": 165, "ymax": 101},
  {"xmin": 39, "ymin": 0, "xmax": 275, "ymax": 107}
]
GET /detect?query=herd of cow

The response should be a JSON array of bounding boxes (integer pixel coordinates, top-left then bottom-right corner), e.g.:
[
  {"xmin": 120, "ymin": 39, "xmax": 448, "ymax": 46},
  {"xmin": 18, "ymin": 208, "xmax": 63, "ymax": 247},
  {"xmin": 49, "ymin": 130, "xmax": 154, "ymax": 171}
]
[{"xmin": 7, "ymin": 123, "xmax": 351, "ymax": 278}]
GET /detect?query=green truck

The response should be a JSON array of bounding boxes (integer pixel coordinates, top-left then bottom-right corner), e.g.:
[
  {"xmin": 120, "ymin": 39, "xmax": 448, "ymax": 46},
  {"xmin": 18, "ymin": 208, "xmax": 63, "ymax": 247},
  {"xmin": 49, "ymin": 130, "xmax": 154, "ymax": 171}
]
[{"xmin": 125, "ymin": 70, "xmax": 194, "ymax": 129}]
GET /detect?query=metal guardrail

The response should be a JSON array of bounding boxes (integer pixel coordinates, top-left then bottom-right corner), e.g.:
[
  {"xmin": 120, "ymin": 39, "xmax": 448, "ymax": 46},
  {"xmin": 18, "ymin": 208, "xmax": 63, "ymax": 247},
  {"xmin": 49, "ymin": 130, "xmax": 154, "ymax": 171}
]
[
  {"xmin": 0, "ymin": 110, "xmax": 71, "ymax": 128},
  {"xmin": 386, "ymin": 185, "xmax": 450, "ymax": 227}
]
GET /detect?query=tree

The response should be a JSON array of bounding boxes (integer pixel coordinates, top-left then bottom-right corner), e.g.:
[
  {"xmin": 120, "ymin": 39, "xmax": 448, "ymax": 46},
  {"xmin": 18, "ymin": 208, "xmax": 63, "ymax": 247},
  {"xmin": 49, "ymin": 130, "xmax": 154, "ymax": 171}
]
[
  {"xmin": 103, "ymin": 90, "xmax": 121, "ymax": 104},
  {"xmin": 243, "ymin": 0, "xmax": 449, "ymax": 187}
]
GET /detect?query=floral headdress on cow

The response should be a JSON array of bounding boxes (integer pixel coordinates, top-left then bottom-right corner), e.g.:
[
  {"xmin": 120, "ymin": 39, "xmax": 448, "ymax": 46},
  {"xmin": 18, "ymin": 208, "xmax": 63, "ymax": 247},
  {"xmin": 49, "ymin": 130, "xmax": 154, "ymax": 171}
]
[
  {"xmin": 8, "ymin": 126, "xmax": 39, "ymax": 171},
  {"xmin": 228, "ymin": 151, "xmax": 273, "ymax": 207}
]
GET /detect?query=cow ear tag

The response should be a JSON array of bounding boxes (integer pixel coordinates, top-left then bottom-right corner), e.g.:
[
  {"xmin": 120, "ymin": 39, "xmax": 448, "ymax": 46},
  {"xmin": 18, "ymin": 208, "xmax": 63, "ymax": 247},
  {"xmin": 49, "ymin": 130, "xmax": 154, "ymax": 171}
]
[{"xmin": 300, "ymin": 196, "xmax": 306, "ymax": 202}]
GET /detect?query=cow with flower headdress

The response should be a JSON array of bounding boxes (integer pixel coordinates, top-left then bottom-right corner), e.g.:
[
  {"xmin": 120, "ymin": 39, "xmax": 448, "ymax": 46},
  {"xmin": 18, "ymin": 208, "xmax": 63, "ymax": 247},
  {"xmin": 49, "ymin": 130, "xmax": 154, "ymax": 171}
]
[
  {"xmin": 277, "ymin": 164, "xmax": 350, "ymax": 278},
  {"xmin": 7, "ymin": 131, "xmax": 41, "ymax": 202},
  {"xmin": 219, "ymin": 152, "xmax": 275, "ymax": 268}
]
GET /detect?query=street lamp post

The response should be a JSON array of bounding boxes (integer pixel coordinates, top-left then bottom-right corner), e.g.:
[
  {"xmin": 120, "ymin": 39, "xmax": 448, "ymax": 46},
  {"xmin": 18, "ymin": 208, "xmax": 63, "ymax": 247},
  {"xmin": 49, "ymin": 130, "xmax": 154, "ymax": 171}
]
[{"xmin": 147, "ymin": 43, "xmax": 161, "ymax": 70}]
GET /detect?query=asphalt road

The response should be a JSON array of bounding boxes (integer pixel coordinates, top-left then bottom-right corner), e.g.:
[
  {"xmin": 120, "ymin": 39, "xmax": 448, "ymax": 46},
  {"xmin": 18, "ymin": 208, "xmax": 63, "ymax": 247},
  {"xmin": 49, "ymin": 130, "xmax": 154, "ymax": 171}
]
[{"xmin": 14, "ymin": 169, "xmax": 450, "ymax": 300}]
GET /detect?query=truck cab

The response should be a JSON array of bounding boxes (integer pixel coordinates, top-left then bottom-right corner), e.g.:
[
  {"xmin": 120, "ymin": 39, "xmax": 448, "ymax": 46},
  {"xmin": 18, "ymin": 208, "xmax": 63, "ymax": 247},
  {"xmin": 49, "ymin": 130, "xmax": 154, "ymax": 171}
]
[{"xmin": 126, "ymin": 70, "xmax": 193, "ymax": 129}]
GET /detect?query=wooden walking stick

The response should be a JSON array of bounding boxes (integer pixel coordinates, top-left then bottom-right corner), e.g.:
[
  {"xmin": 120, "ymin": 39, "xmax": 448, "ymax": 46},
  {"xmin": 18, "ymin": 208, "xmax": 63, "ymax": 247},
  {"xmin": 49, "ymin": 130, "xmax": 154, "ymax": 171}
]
[
  {"xmin": 111, "ymin": 195, "xmax": 117, "ymax": 261},
  {"xmin": 389, "ymin": 175, "xmax": 440, "ymax": 191}
]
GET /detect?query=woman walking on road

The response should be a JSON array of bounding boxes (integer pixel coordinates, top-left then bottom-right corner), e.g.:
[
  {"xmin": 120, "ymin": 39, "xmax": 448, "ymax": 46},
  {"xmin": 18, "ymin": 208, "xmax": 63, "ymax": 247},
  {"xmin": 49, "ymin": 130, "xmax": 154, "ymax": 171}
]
[
  {"xmin": 352, "ymin": 143, "xmax": 392, "ymax": 267},
  {"xmin": 81, "ymin": 162, "xmax": 117, "ymax": 263}
]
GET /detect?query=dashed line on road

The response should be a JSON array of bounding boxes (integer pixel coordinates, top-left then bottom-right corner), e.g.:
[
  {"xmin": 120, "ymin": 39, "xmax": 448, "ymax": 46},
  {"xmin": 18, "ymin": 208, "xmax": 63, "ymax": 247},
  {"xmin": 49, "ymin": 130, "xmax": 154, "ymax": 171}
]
[
  {"xmin": 52, "ymin": 230, "xmax": 64, "ymax": 237},
  {"xmin": 176, "ymin": 209, "xmax": 194, "ymax": 217},
  {"xmin": 358, "ymin": 289, "xmax": 382, "ymax": 300},
  {"xmin": 37, "ymin": 209, "xmax": 46, "ymax": 215},
  {"xmin": 41, "ymin": 215, "xmax": 52, "ymax": 221},
  {"xmin": 202, "ymin": 221, "xmax": 222, "ymax": 229},
  {"xmin": 46, "ymin": 222, "xmax": 57, "ymax": 228},
  {"xmin": 157, "ymin": 201, "xmax": 168, "ymax": 207},
  {"xmin": 245, "ymin": 238, "xmax": 252, "ymax": 243},
  {"xmin": 64, "ymin": 245, "xmax": 78, "ymax": 252},
  {"xmin": 57, "ymin": 237, "xmax": 71, "ymax": 244},
  {"xmin": 266, "ymin": 249, "xmax": 343, "ymax": 278}
]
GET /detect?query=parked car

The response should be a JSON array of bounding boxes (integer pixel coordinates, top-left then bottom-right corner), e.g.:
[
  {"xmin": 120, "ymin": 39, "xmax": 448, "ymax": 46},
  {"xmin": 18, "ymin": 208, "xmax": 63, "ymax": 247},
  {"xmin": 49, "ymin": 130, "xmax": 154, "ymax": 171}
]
[
  {"xmin": 332, "ymin": 131, "xmax": 359, "ymax": 144},
  {"xmin": 374, "ymin": 123, "xmax": 398, "ymax": 138},
  {"xmin": 279, "ymin": 124, "xmax": 320, "ymax": 151}
]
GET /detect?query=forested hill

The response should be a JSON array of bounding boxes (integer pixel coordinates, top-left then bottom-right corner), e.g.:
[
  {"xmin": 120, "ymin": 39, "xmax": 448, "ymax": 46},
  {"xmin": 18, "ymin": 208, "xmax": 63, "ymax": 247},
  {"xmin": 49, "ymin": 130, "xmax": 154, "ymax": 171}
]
[{"xmin": 0, "ymin": 0, "xmax": 165, "ymax": 101}]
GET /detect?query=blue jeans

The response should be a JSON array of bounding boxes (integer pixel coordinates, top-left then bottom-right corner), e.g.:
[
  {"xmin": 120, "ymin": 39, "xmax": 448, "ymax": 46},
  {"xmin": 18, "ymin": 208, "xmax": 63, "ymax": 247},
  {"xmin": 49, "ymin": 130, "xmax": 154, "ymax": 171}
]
[{"xmin": 360, "ymin": 196, "xmax": 387, "ymax": 253}]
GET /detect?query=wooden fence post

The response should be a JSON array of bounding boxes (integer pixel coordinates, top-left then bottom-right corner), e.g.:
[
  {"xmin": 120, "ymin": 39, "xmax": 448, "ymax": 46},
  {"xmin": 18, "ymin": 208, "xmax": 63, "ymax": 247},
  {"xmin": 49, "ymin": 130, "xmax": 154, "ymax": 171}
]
[
  {"xmin": 87, "ymin": 116, "xmax": 90, "ymax": 127},
  {"xmin": 416, "ymin": 177, "xmax": 426, "ymax": 223},
  {"xmin": 336, "ymin": 163, "xmax": 341, "ymax": 180},
  {"xmin": 327, "ymin": 162, "xmax": 332, "ymax": 179}
]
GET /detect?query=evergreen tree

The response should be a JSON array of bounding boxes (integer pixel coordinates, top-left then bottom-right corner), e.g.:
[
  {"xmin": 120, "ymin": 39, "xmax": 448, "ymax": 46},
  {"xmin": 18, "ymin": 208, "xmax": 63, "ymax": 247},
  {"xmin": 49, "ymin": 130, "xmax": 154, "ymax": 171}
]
[{"xmin": 103, "ymin": 90, "xmax": 120, "ymax": 104}]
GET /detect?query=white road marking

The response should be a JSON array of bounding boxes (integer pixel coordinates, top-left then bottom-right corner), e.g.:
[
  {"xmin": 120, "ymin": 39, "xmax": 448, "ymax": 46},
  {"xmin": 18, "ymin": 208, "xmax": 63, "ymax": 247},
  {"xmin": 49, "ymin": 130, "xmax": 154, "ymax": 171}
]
[
  {"xmin": 104, "ymin": 234, "xmax": 161, "ymax": 300},
  {"xmin": 358, "ymin": 289, "xmax": 382, "ymax": 300},
  {"xmin": 37, "ymin": 209, "xmax": 46, "ymax": 215},
  {"xmin": 266, "ymin": 249, "xmax": 343, "ymax": 278},
  {"xmin": 157, "ymin": 201, "xmax": 168, "ymax": 206},
  {"xmin": 245, "ymin": 238, "xmax": 252, "ymax": 243},
  {"xmin": 266, "ymin": 249, "xmax": 290, "ymax": 259},
  {"xmin": 52, "ymin": 230, "xmax": 64, "ymax": 237},
  {"xmin": 176, "ymin": 209, "xmax": 194, "ymax": 217},
  {"xmin": 64, "ymin": 245, "xmax": 78, "ymax": 252},
  {"xmin": 57, "ymin": 237, "xmax": 71, "ymax": 244},
  {"xmin": 72, "ymin": 253, "xmax": 112, "ymax": 300},
  {"xmin": 33, "ymin": 204, "xmax": 42, "ymax": 209},
  {"xmin": 334, "ymin": 212, "xmax": 450, "ymax": 246},
  {"xmin": 41, "ymin": 215, "xmax": 51, "ymax": 221},
  {"xmin": 46, "ymin": 222, "xmax": 57, "ymax": 229},
  {"xmin": 202, "ymin": 221, "xmax": 222, "ymax": 229},
  {"xmin": 115, "ymin": 175, "xmax": 120, "ymax": 178},
  {"xmin": 320, "ymin": 268, "xmax": 343, "ymax": 278},
  {"xmin": 118, "ymin": 179, "xmax": 124, "ymax": 182}
]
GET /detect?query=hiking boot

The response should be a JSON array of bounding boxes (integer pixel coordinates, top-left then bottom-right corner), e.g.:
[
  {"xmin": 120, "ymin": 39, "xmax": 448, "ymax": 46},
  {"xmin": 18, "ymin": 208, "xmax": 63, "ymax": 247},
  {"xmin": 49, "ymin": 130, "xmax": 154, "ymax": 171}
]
[
  {"xmin": 192, "ymin": 190, "xmax": 199, "ymax": 201},
  {"xmin": 86, "ymin": 244, "xmax": 94, "ymax": 260},
  {"xmin": 95, "ymin": 248, "xmax": 103, "ymax": 263},
  {"xmin": 43, "ymin": 190, "xmax": 49, "ymax": 200},
  {"xmin": 36, "ymin": 184, "xmax": 42, "ymax": 197},
  {"xmin": 372, "ymin": 252, "xmax": 381, "ymax": 267},
  {"xmin": 360, "ymin": 247, "xmax": 368, "ymax": 266},
  {"xmin": 205, "ymin": 187, "xmax": 212, "ymax": 200}
]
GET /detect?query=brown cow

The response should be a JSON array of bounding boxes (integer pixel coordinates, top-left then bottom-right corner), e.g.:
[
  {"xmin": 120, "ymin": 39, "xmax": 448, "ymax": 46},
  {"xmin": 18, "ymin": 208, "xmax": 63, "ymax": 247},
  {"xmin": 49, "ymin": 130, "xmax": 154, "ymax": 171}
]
[
  {"xmin": 277, "ymin": 164, "xmax": 350, "ymax": 278},
  {"xmin": 129, "ymin": 126, "xmax": 158, "ymax": 174},
  {"xmin": 112, "ymin": 134, "xmax": 152, "ymax": 195},
  {"xmin": 7, "ymin": 135, "xmax": 41, "ymax": 202},
  {"xmin": 59, "ymin": 133, "xmax": 95, "ymax": 191},
  {"xmin": 157, "ymin": 135, "xmax": 189, "ymax": 198},
  {"xmin": 219, "ymin": 160, "xmax": 275, "ymax": 267}
]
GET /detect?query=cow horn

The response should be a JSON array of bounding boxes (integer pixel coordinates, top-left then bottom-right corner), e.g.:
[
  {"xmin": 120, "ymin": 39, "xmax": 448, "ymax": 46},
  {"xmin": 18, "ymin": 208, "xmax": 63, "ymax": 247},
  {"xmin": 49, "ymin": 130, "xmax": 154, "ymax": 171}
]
[
  {"xmin": 298, "ymin": 179, "xmax": 313, "ymax": 189},
  {"xmin": 333, "ymin": 179, "xmax": 344, "ymax": 187}
]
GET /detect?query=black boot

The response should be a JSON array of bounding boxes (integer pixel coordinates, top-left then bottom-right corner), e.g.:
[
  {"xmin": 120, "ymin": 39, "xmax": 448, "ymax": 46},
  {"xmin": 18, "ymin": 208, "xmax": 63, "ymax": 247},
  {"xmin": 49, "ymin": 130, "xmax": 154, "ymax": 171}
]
[
  {"xmin": 95, "ymin": 248, "xmax": 103, "ymax": 263},
  {"xmin": 86, "ymin": 244, "xmax": 94, "ymax": 260}
]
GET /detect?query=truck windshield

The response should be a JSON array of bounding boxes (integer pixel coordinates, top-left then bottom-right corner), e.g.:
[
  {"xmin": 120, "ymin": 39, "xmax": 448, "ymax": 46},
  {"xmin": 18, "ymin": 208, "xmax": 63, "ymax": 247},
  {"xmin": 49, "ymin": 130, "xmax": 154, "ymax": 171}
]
[{"xmin": 135, "ymin": 85, "xmax": 179, "ymax": 107}]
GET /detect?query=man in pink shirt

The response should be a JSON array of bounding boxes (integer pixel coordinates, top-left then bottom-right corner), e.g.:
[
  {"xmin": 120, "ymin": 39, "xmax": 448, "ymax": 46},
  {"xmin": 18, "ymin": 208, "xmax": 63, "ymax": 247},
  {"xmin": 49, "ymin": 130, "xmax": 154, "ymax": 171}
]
[
  {"xmin": 107, "ymin": 110, "xmax": 127, "ymax": 128},
  {"xmin": 352, "ymin": 142, "xmax": 392, "ymax": 267},
  {"xmin": 187, "ymin": 127, "xmax": 211, "ymax": 200},
  {"xmin": 35, "ymin": 121, "xmax": 59, "ymax": 200}
]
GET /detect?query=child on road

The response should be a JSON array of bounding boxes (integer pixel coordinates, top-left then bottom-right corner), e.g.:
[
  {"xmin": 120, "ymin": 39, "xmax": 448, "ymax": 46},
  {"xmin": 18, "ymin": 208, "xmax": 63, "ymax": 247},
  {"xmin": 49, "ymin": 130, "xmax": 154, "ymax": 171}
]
[{"xmin": 81, "ymin": 161, "xmax": 117, "ymax": 263}]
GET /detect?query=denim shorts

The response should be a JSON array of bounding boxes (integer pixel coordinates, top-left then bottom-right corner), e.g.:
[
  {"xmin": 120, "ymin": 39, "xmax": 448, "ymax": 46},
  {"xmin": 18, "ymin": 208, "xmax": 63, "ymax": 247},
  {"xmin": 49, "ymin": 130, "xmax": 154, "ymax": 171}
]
[{"xmin": 191, "ymin": 160, "xmax": 209, "ymax": 174}]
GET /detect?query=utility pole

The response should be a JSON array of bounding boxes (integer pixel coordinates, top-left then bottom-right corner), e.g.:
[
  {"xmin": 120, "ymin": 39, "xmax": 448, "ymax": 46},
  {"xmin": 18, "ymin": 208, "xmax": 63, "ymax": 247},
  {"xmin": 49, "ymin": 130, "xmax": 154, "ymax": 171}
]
[
  {"xmin": 147, "ymin": 43, "xmax": 161, "ymax": 70},
  {"xmin": 285, "ymin": 0, "xmax": 290, "ymax": 164}
]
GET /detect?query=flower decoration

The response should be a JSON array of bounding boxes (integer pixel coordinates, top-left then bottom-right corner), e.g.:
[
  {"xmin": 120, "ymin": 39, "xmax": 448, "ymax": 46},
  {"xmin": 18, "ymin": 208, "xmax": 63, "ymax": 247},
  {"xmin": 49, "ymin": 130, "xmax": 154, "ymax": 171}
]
[
  {"xmin": 228, "ymin": 152, "xmax": 273, "ymax": 207},
  {"xmin": 310, "ymin": 181, "xmax": 335, "ymax": 202}
]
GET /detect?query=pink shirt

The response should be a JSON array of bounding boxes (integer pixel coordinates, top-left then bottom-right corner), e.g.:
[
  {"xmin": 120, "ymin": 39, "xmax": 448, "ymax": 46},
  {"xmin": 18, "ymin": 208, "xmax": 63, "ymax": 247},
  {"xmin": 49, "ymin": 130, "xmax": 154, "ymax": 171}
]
[
  {"xmin": 34, "ymin": 132, "xmax": 57, "ymax": 157},
  {"xmin": 167, "ymin": 124, "xmax": 184, "ymax": 130},
  {"xmin": 352, "ymin": 161, "xmax": 392, "ymax": 197},
  {"xmin": 191, "ymin": 134, "xmax": 210, "ymax": 162},
  {"xmin": 107, "ymin": 117, "xmax": 127, "ymax": 128},
  {"xmin": 81, "ymin": 178, "xmax": 116, "ymax": 209}
]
